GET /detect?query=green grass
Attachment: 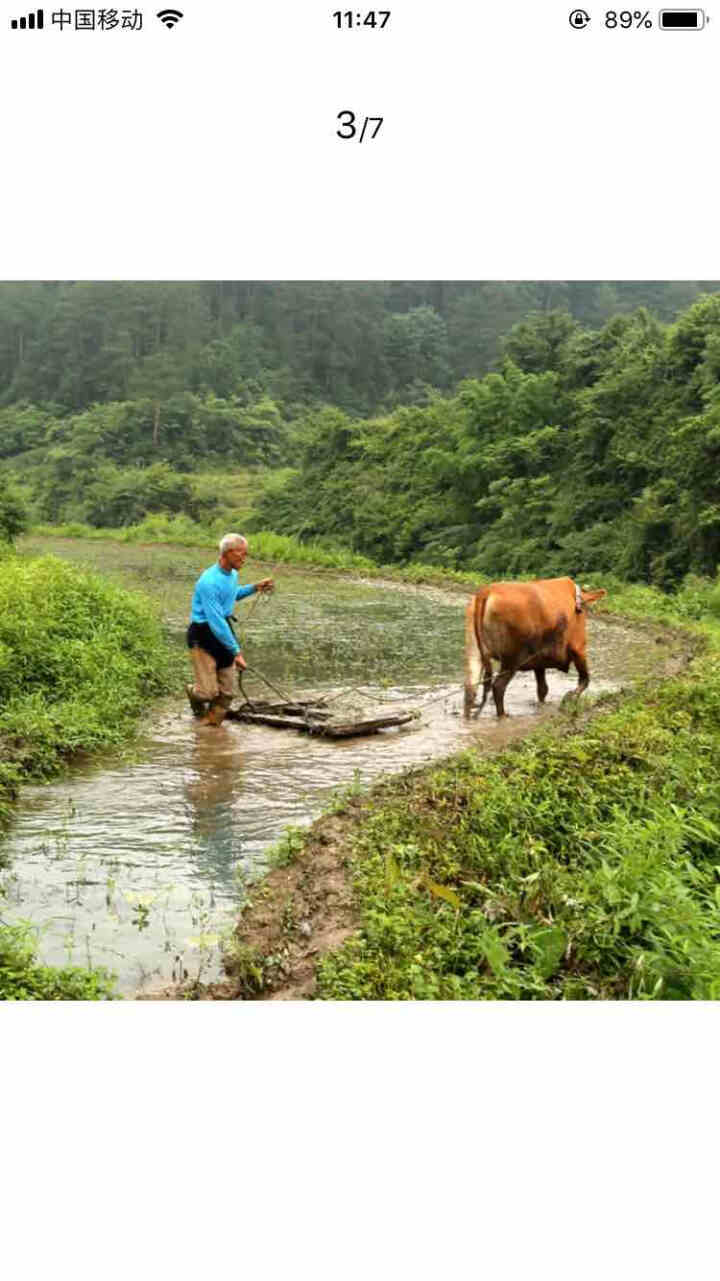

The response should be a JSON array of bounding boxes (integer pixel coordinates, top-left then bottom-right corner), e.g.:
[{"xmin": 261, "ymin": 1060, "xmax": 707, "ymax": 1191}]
[
  {"xmin": 0, "ymin": 552, "xmax": 176, "ymax": 831},
  {"xmin": 0, "ymin": 921, "xmax": 116, "ymax": 1000},
  {"xmin": 31, "ymin": 520, "xmax": 378, "ymax": 569},
  {"xmin": 188, "ymin": 466, "xmax": 276, "ymax": 529},
  {"xmin": 29, "ymin": 520, "xmax": 490, "ymax": 587},
  {"xmin": 314, "ymin": 577, "xmax": 720, "ymax": 1000}
]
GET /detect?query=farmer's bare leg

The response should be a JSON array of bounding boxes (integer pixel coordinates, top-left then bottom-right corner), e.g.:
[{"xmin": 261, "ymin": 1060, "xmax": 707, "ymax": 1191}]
[
  {"xmin": 186, "ymin": 647, "xmax": 217, "ymax": 716},
  {"xmin": 198, "ymin": 661, "xmax": 239, "ymax": 727},
  {"xmin": 217, "ymin": 665, "xmax": 238, "ymax": 703},
  {"xmin": 188, "ymin": 647, "xmax": 230, "ymax": 725},
  {"xmin": 190, "ymin": 647, "xmax": 220, "ymax": 700}
]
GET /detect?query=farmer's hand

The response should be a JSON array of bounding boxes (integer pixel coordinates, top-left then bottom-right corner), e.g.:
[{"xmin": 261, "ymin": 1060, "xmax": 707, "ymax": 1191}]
[
  {"xmin": 234, "ymin": 652, "xmax": 247, "ymax": 671},
  {"xmin": 255, "ymin": 578, "xmax": 274, "ymax": 594}
]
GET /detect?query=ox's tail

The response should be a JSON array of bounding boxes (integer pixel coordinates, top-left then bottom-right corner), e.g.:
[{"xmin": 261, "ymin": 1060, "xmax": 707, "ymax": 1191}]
[{"xmin": 464, "ymin": 588, "xmax": 493, "ymax": 717}]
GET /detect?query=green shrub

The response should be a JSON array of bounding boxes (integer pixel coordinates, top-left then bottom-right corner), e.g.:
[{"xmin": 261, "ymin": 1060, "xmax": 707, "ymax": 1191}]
[
  {"xmin": 0, "ymin": 554, "xmax": 174, "ymax": 807},
  {"xmin": 0, "ymin": 922, "xmax": 116, "ymax": 999},
  {"xmin": 0, "ymin": 484, "xmax": 28, "ymax": 543}
]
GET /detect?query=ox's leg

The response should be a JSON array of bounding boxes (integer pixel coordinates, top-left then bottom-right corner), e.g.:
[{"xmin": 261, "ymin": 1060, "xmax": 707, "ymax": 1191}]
[
  {"xmin": 569, "ymin": 650, "xmax": 589, "ymax": 697},
  {"xmin": 492, "ymin": 667, "xmax": 516, "ymax": 717},
  {"xmin": 535, "ymin": 668, "xmax": 549, "ymax": 704}
]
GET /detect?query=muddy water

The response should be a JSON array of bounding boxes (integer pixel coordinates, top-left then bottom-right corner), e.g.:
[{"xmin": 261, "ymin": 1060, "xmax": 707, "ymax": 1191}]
[{"xmin": 1, "ymin": 552, "xmax": 665, "ymax": 994}]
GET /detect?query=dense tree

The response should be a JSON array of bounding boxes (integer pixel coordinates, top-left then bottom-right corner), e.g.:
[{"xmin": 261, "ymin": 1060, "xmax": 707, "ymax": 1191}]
[
  {"xmin": 257, "ymin": 294, "xmax": 720, "ymax": 586},
  {"xmin": 1, "ymin": 282, "xmax": 715, "ymax": 419},
  {"xmin": 0, "ymin": 482, "xmax": 28, "ymax": 542},
  {"xmin": 501, "ymin": 311, "xmax": 580, "ymax": 373},
  {"xmin": 381, "ymin": 306, "xmax": 452, "ymax": 396}
]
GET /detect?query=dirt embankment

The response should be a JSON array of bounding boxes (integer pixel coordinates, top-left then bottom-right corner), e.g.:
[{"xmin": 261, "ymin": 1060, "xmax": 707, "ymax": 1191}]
[
  {"xmin": 222, "ymin": 812, "xmax": 359, "ymax": 1000},
  {"xmin": 144, "ymin": 809, "xmax": 359, "ymax": 1001}
]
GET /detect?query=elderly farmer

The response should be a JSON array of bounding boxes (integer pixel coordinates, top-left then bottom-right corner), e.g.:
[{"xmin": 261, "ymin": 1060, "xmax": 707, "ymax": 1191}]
[{"xmin": 186, "ymin": 533, "xmax": 273, "ymax": 727}]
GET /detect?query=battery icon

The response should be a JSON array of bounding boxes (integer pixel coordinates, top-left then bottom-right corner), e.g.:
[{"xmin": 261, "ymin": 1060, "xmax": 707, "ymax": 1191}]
[{"xmin": 659, "ymin": 9, "xmax": 706, "ymax": 26}]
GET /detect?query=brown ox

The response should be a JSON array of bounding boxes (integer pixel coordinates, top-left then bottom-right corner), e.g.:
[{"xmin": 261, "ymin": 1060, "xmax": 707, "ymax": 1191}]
[{"xmin": 464, "ymin": 577, "xmax": 607, "ymax": 718}]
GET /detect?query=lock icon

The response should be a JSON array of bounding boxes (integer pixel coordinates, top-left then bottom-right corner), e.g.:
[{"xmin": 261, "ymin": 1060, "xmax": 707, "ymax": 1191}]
[{"xmin": 569, "ymin": 9, "xmax": 591, "ymax": 27}]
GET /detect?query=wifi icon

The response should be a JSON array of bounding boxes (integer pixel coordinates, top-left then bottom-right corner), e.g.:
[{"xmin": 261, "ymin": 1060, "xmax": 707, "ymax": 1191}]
[{"xmin": 156, "ymin": 8, "xmax": 183, "ymax": 28}]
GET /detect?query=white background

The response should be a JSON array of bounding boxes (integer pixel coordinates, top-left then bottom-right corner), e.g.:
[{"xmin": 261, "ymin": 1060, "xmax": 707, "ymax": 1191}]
[
  {"xmin": 1, "ymin": 3, "xmax": 719, "ymax": 1277},
  {"xmin": 0, "ymin": 0, "xmax": 718, "ymax": 277}
]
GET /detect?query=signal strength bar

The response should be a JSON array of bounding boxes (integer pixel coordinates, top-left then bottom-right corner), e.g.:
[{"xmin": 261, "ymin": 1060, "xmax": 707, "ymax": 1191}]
[{"xmin": 10, "ymin": 8, "xmax": 44, "ymax": 28}]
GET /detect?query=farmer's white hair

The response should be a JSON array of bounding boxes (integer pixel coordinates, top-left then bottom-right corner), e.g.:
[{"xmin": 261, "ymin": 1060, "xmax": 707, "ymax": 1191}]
[{"xmin": 219, "ymin": 533, "xmax": 248, "ymax": 556}]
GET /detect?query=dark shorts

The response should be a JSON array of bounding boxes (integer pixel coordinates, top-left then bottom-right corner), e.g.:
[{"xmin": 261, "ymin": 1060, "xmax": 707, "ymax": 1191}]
[{"xmin": 186, "ymin": 621, "xmax": 235, "ymax": 669}]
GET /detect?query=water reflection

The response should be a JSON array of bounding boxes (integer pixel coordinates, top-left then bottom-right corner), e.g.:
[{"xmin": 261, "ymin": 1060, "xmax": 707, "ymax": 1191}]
[{"xmin": 183, "ymin": 730, "xmax": 247, "ymax": 882}]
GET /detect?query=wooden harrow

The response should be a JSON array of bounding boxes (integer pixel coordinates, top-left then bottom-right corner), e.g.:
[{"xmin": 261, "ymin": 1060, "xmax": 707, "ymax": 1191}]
[{"xmin": 226, "ymin": 698, "xmax": 419, "ymax": 739}]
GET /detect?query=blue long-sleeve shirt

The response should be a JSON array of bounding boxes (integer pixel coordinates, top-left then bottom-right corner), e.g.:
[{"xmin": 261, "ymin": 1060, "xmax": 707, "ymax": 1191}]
[{"xmin": 189, "ymin": 562, "xmax": 257, "ymax": 656}]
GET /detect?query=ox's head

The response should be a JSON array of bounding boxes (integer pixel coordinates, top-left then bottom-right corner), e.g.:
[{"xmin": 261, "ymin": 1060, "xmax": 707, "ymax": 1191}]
[{"xmin": 580, "ymin": 587, "xmax": 606, "ymax": 607}]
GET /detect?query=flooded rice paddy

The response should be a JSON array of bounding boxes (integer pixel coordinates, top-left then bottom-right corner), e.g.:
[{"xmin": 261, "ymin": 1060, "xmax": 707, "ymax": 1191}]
[{"xmin": 2, "ymin": 539, "xmax": 669, "ymax": 994}]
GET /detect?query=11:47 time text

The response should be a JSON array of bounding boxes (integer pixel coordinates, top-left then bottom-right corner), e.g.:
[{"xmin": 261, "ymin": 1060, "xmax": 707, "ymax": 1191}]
[{"xmin": 333, "ymin": 11, "xmax": 391, "ymax": 28}]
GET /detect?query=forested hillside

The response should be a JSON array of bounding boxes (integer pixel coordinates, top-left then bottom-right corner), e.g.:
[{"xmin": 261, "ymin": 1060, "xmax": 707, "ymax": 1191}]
[
  {"xmin": 0, "ymin": 281, "xmax": 712, "ymax": 415},
  {"xmin": 258, "ymin": 297, "xmax": 720, "ymax": 588},
  {"xmin": 1, "ymin": 283, "xmax": 719, "ymax": 588}
]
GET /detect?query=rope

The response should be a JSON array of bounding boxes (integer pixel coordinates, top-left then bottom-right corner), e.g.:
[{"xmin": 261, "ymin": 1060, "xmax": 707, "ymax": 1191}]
[
  {"xmin": 237, "ymin": 520, "xmax": 314, "ymax": 644},
  {"xmin": 237, "ymin": 676, "xmax": 256, "ymax": 710},
  {"xmin": 322, "ymin": 682, "xmax": 391, "ymax": 706},
  {"xmin": 327, "ymin": 680, "xmax": 460, "ymax": 710},
  {"xmin": 412, "ymin": 684, "xmax": 463, "ymax": 711},
  {"xmin": 236, "ymin": 583, "xmax": 273, "ymax": 646},
  {"xmin": 242, "ymin": 664, "xmax": 295, "ymax": 704}
]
